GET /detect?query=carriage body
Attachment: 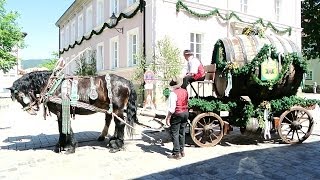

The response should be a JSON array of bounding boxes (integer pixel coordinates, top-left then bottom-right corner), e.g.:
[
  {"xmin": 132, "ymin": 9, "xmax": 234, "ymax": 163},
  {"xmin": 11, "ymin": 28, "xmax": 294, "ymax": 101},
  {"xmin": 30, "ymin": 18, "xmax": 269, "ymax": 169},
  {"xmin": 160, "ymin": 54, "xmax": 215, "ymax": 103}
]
[{"xmin": 187, "ymin": 35, "xmax": 316, "ymax": 147}]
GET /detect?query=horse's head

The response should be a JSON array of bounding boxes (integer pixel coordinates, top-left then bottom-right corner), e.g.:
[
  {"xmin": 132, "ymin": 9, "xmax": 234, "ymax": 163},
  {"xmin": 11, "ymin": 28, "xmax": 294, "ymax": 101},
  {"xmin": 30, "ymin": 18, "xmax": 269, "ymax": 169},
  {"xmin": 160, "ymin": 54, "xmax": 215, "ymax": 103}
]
[
  {"xmin": 8, "ymin": 70, "xmax": 52, "ymax": 115},
  {"xmin": 7, "ymin": 86, "xmax": 37, "ymax": 115}
]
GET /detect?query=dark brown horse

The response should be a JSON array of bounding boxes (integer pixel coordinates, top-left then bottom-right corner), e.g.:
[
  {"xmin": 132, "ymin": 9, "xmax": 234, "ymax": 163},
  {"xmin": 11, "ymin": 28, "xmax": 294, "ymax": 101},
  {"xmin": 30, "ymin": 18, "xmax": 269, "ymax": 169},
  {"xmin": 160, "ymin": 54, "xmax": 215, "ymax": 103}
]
[{"xmin": 8, "ymin": 70, "xmax": 138, "ymax": 154}]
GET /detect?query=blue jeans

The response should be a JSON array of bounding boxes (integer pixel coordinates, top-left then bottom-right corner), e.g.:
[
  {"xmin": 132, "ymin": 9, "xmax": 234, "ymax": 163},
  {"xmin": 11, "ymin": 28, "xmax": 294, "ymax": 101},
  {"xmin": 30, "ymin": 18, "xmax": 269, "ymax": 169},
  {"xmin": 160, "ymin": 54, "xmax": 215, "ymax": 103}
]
[{"xmin": 170, "ymin": 111, "xmax": 189, "ymax": 154}]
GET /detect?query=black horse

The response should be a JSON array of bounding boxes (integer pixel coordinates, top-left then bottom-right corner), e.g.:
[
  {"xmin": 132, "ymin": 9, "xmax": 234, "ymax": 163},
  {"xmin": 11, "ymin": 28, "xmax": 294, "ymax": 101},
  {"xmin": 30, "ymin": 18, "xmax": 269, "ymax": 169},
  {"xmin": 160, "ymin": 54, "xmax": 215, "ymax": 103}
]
[{"xmin": 8, "ymin": 70, "xmax": 138, "ymax": 154}]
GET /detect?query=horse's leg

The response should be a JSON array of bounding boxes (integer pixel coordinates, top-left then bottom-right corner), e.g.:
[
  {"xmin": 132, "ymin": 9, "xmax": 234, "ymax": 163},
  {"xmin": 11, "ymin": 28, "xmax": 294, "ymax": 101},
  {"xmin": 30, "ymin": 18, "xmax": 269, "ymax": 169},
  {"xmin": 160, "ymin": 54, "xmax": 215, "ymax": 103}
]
[
  {"xmin": 64, "ymin": 127, "xmax": 78, "ymax": 154},
  {"xmin": 97, "ymin": 113, "xmax": 112, "ymax": 141},
  {"xmin": 54, "ymin": 112, "xmax": 66, "ymax": 153},
  {"xmin": 109, "ymin": 110, "xmax": 125, "ymax": 153}
]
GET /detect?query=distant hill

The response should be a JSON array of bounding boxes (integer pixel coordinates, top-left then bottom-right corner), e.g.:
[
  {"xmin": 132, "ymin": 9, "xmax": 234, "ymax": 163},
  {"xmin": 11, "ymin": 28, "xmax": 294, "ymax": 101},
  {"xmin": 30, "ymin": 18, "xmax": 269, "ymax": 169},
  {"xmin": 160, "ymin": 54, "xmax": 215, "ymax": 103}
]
[{"xmin": 21, "ymin": 59, "xmax": 50, "ymax": 69}]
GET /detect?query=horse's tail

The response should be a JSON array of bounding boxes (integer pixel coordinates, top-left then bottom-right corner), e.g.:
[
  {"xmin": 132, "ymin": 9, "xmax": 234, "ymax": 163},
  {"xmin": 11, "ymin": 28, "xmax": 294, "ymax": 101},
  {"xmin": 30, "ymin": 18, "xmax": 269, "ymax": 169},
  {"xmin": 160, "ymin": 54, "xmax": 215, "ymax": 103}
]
[{"xmin": 126, "ymin": 81, "xmax": 138, "ymax": 137}]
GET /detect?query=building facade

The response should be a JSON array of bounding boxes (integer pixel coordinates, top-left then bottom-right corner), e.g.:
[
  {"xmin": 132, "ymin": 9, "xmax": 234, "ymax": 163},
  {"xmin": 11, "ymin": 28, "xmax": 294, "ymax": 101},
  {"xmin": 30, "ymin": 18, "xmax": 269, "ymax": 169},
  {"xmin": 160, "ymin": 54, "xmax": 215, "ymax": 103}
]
[{"xmin": 56, "ymin": 0, "xmax": 303, "ymax": 102}]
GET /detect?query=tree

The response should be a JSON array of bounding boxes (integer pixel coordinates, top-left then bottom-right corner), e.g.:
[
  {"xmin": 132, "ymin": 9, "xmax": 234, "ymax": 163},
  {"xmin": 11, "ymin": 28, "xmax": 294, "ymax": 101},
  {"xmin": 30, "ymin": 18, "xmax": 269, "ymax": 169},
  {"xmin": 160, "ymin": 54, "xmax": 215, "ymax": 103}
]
[
  {"xmin": 301, "ymin": 0, "xmax": 320, "ymax": 60},
  {"xmin": 39, "ymin": 52, "xmax": 59, "ymax": 71},
  {"xmin": 0, "ymin": 0, "xmax": 25, "ymax": 73}
]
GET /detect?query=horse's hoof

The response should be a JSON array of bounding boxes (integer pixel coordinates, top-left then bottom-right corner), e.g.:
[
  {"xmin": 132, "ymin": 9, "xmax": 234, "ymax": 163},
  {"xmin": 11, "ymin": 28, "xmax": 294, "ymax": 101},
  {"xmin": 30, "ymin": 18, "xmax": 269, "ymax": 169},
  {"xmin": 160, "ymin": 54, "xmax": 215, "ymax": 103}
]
[
  {"xmin": 109, "ymin": 148, "xmax": 121, "ymax": 153},
  {"xmin": 54, "ymin": 145, "xmax": 61, "ymax": 153},
  {"xmin": 97, "ymin": 136, "xmax": 105, "ymax": 141}
]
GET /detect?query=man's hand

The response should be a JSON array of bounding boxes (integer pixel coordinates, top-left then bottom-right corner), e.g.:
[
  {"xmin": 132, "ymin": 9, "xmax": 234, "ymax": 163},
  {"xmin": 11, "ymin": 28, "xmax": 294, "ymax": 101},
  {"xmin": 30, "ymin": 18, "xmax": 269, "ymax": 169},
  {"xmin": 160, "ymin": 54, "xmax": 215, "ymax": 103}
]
[{"xmin": 165, "ymin": 116, "xmax": 171, "ymax": 126}]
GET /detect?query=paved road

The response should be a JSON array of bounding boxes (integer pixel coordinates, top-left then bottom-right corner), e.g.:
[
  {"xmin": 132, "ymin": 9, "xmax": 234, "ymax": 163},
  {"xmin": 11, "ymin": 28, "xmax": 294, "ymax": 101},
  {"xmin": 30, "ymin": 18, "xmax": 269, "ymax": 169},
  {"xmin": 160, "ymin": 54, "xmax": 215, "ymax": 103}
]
[{"xmin": 0, "ymin": 94, "xmax": 320, "ymax": 180}]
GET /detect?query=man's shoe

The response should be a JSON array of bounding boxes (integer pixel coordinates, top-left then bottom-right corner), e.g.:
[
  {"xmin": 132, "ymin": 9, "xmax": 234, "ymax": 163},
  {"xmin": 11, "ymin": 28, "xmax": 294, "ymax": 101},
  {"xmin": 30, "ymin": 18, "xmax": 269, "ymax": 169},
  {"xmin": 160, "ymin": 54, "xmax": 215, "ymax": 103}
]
[
  {"xmin": 167, "ymin": 154, "xmax": 181, "ymax": 160},
  {"xmin": 180, "ymin": 151, "xmax": 185, "ymax": 157}
]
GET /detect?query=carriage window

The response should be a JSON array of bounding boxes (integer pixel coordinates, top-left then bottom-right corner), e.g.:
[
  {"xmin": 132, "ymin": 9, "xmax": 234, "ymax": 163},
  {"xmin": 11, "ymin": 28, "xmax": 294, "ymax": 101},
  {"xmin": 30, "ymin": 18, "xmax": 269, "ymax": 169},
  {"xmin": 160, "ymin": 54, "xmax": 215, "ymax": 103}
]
[
  {"xmin": 240, "ymin": 0, "xmax": 248, "ymax": 13},
  {"xmin": 110, "ymin": 37, "xmax": 119, "ymax": 69},
  {"xmin": 96, "ymin": 43, "xmax": 104, "ymax": 71},
  {"xmin": 190, "ymin": 33, "xmax": 202, "ymax": 60},
  {"xmin": 274, "ymin": 0, "xmax": 281, "ymax": 21},
  {"xmin": 127, "ymin": 28, "xmax": 139, "ymax": 66},
  {"xmin": 305, "ymin": 71, "xmax": 313, "ymax": 80},
  {"xmin": 86, "ymin": 5, "xmax": 93, "ymax": 33},
  {"xmin": 110, "ymin": 0, "xmax": 119, "ymax": 16},
  {"xmin": 78, "ymin": 14, "xmax": 84, "ymax": 39},
  {"xmin": 97, "ymin": 0, "xmax": 104, "ymax": 26}
]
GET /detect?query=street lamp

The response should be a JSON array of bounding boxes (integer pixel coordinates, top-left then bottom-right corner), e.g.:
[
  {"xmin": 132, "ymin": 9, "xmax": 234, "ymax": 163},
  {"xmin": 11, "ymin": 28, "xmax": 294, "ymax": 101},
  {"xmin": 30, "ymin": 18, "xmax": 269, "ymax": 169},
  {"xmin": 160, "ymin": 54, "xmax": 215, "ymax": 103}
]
[{"xmin": 110, "ymin": 12, "xmax": 123, "ymax": 34}]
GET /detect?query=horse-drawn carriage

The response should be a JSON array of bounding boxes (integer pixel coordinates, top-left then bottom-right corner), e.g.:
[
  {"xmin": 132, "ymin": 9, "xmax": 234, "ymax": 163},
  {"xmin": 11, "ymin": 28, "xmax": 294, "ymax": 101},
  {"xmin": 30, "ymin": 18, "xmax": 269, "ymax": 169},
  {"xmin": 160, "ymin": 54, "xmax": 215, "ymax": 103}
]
[{"xmin": 185, "ymin": 34, "xmax": 319, "ymax": 147}]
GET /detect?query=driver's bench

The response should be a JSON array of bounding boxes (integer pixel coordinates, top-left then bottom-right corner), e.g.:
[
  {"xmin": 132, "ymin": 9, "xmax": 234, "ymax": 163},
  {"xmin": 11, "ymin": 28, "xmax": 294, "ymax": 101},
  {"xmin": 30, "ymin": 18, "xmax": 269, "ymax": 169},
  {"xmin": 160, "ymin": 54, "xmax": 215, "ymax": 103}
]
[{"xmin": 189, "ymin": 64, "xmax": 216, "ymax": 97}]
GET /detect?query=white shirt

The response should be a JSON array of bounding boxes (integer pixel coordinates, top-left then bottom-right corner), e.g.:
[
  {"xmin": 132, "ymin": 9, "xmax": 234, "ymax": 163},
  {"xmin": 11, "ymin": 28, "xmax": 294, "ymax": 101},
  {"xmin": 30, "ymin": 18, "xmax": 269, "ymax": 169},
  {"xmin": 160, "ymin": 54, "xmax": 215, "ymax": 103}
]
[
  {"xmin": 188, "ymin": 56, "xmax": 201, "ymax": 74},
  {"xmin": 167, "ymin": 91, "xmax": 177, "ymax": 114}
]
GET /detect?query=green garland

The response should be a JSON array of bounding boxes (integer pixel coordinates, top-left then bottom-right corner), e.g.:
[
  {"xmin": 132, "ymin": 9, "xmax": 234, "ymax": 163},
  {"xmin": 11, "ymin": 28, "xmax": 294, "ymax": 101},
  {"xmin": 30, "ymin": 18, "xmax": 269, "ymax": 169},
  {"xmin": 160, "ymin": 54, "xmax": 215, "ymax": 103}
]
[
  {"xmin": 60, "ymin": 1, "xmax": 145, "ymax": 54},
  {"xmin": 176, "ymin": 0, "xmax": 292, "ymax": 36},
  {"xmin": 188, "ymin": 96, "xmax": 320, "ymax": 127},
  {"xmin": 216, "ymin": 44, "xmax": 307, "ymax": 89}
]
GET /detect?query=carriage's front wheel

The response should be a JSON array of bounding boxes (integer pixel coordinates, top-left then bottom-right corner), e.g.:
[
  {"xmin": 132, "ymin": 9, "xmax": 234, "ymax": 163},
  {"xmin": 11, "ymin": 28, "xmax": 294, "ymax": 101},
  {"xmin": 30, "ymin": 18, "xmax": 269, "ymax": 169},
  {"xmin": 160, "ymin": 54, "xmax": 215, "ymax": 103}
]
[
  {"xmin": 278, "ymin": 107, "xmax": 314, "ymax": 144},
  {"xmin": 190, "ymin": 112, "xmax": 224, "ymax": 147}
]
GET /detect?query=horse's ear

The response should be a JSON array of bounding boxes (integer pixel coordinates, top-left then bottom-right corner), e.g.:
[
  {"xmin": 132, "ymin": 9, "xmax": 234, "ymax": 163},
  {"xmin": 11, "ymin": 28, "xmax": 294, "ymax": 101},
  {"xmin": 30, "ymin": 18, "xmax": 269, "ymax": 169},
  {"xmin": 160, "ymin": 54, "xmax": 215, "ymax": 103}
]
[{"xmin": 6, "ymin": 87, "xmax": 17, "ymax": 93}]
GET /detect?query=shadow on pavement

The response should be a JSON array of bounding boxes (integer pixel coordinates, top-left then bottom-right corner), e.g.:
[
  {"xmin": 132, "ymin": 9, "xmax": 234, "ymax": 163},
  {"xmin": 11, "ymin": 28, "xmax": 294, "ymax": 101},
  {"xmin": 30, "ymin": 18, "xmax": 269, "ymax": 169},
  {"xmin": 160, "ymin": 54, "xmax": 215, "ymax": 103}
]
[
  {"xmin": 0, "ymin": 131, "xmax": 104, "ymax": 151},
  {"xmin": 137, "ymin": 141, "xmax": 320, "ymax": 179}
]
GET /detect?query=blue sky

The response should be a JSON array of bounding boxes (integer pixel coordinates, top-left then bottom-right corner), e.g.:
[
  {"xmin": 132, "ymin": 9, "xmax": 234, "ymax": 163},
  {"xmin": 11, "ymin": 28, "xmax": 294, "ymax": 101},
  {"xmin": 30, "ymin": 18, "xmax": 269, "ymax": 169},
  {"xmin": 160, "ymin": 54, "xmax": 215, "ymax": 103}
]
[{"xmin": 5, "ymin": 0, "xmax": 74, "ymax": 60}]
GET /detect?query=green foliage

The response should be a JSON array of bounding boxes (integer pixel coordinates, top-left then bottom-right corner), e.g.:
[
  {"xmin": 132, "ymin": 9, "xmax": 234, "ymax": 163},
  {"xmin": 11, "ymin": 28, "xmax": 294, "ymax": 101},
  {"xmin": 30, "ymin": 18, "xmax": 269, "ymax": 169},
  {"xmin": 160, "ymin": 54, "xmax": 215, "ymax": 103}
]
[
  {"xmin": 154, "ymin": 36, "xmax": 182, "ymax": 83},
  {"xmin": 0, "ymin": 0, "xmax": 25, "ymax": 73},
  {"xmin": 176, "ymin": 0, "xmax": 292, "ymax": 35},
  {"xmin": 216, "ymin": 44, "xmax": 307, "ymax": 90},
  {"xmin": 75, "ymin": 50, "xmax": 97, "ymax": 76},
  {"xmin": 39, "ymin": 52, "xmax": 58, "ymax": 71},
  {"xmin": 301, "ymin": 0, "xmax": 320, "ymax": 59}
]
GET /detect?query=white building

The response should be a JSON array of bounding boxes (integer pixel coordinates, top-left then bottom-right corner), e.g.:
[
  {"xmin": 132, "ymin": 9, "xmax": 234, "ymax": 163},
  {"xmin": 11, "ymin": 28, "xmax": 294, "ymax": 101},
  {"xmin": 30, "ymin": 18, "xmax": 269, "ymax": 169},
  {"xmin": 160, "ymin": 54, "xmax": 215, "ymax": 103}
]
[{"xmin": 56, "ymin": 0, "xmax": 302, "ymax": 101}]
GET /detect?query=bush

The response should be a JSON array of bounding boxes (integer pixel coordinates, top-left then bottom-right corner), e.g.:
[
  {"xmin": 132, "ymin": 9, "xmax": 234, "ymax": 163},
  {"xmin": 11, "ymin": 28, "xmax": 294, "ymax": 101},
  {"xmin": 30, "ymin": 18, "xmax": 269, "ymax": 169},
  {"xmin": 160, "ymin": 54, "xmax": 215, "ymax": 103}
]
[{"xmin": 302, "ymin": 85, "xmax": 320, "ymax": 93}]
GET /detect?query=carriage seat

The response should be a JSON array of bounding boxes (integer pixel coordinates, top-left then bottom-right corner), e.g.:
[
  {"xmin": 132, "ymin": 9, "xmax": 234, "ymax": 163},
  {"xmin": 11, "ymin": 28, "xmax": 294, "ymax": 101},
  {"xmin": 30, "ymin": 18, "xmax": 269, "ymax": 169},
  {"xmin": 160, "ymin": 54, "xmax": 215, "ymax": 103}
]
[{"xmin": 189, "ymin": 64, "xmax": 216, "ymax": 97}]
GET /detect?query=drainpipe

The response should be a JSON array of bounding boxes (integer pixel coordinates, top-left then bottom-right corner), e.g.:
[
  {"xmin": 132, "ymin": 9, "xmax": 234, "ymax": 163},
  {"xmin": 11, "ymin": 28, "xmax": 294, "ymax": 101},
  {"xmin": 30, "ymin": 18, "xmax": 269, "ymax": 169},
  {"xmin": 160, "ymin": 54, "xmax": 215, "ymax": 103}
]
[
  {"xmin": 58, "ymin": 26, "xmax": 61, "ymax": 58},
  {"xmin": 140, "ymin": 0, "xmax": 146, "ymax": 103}
]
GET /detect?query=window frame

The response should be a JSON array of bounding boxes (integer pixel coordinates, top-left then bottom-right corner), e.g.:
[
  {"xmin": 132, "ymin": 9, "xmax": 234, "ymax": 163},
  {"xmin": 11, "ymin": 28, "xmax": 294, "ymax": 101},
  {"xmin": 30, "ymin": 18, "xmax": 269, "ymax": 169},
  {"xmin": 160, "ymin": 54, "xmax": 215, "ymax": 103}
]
[
  {"xmin": 96, "ymin": 42, "xmax": 105, "ymax": 71},
  {"xmin": 77, "ymin": 13, "xmax": 84, "ymax": 39},
  {"xmin": 71, "ymin": 19, "xmax": 76, "ymax": 43},
  {"xmin": 190, "ymin": 32, "xmax": 203, "ymax": 60},
  {"xmin": 110, "ymin": 0, "xmax": 119, "ymax": 16},
  {"xmin": 127, "ymin": 28, "xmax": 139, "ymax": 67},
  {"xmin": 96, "ymin": 0, "xmax": 105, "ymax": 26},
  {"xmin": 240, "ymin": 0, "xmax": 248, "ymax": 13},
  {"xmin": 274, "ymin": 0, "xmax": 281, "ymax": 21},
  {"xmin": 86, "ymin": 5, "xmax": 93, "ymax": 33},
  {"xmin": 305, "ymin": 71, "xmax": 313, "ymax": 80},
  {"xmin": 110, "ymin": 36, "xmax": 119, "ymax": 69}
]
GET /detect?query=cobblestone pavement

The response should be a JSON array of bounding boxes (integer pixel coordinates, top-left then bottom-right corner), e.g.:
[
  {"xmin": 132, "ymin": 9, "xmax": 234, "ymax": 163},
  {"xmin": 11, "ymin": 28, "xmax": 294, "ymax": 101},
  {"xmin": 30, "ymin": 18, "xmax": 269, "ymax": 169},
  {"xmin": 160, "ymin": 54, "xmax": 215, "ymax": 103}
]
[{"xmin": 0, "ymin": 94, "xmax": 320, "ymax": 180}]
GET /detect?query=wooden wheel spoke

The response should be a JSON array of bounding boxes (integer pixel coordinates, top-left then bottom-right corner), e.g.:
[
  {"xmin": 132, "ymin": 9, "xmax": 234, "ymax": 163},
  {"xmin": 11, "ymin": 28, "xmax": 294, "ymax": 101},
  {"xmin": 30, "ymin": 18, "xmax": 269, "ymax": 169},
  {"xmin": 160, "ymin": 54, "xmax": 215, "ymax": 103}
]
[
  {"xmin": 284, "ymin": 116, "xmax": 293, "ymax": 123},
  {"xmin": 296, "ymin": 111, "xmax": 306, "ymax": 121},
  {"xmin": 298, "ymin": 129, "xmax": 307, "ymax": 136},
  {"xmin": 195, "ymin": 130, "xmax": 204, "ymax": 136},
  {"xmin": 201, "ymin": 117, "xmax": 207, "ymax": 124},
  {"xmin": 299, "ymin": 118, "xmax": 309, "ymax": 124},
  {"xmin": 291, "ymin": 129, "xmax": 295, "ymax": 140},
  {"xmin": 195, "ymin": 127, "xmax": 204, "ymax": 130},
  {"xmin": 197, "ymin": 121, "xmax": 205, "ymax": 127}
]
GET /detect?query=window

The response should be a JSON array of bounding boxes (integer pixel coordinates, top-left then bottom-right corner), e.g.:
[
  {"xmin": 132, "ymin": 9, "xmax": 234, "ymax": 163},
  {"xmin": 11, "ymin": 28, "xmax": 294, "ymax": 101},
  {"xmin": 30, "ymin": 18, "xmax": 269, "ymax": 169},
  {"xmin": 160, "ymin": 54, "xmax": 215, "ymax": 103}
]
[
  {"xmin": 71, "ymin": 20, "xmax": 76, "ymax": 43},
  {"xmin": 190, "ymin": 33, "xmax": 202, "ymax": 60},
  {"xmin": 127, "ymin": 28, "xmax": 138, "ymax": 66},
  {"xmin": 111, "ymin": 0, "xmax": 119, "ymax": 16},
  {"xmin": 306, "ymin": 71, "xmax": 313, "ymax": 80},
  {"xmin": 96, "ymin": 42, "xmax": 104, "ymax": 71},
  {"xmin": 240, "ymin": 0, "xmax": 248, "ymax": 13},
  {"xmin": 86, "ymin": 5, "xmax": 93, "ymax": 33},
  {"xmin": 128, "ymin": 0, "xmax": 137, "ymax": 6},
  {"xmin": 275, "ymin": 0, "xmax": 281, "ymax": 21},
  {"xmin": 110, "ymin": 37, "xmax": 119, "ymax": 69},
  {"xmin": 78, "ymin": 14, "xmax": 84, "ymax": 38},
  {"xmin": 60, "ymin": 30, "xmax": 65, "ymax": 48},
  {"xmin": 65, "ymin": 25, "xmax": 70, "ymax": 46},
  {"xmin": 97, "ymin": 0, "xmax": 104, "ymax": 25}
]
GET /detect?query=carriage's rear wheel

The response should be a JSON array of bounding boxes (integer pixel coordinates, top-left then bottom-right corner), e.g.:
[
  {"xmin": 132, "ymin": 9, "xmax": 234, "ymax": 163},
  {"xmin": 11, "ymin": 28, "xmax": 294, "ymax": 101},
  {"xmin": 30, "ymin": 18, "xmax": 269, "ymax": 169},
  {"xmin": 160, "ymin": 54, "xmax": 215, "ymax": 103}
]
[
  {"xmin": 278, "ymin": 107, "xmax": 314, "ymax": 144},
  {"xmin": 190, "ymin": 112, "xmax": 224, "ymax": 147}
]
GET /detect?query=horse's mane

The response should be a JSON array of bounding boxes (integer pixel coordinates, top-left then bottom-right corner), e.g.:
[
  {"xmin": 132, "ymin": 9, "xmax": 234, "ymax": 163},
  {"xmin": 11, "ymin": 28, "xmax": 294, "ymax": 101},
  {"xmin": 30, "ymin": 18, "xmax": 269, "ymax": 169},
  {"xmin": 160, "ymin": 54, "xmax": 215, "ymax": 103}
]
[{"xmin": 12, "ymin": 70, "xmax": 52, "ymax": 94}]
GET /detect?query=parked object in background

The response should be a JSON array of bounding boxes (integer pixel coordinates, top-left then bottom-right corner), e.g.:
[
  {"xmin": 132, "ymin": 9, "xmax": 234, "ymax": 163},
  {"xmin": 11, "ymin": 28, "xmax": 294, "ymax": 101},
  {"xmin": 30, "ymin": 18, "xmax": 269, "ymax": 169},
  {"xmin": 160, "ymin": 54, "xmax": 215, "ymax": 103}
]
[{"xmin": 313, "ymin": 82, "xmax": 317, "ymax": 94}]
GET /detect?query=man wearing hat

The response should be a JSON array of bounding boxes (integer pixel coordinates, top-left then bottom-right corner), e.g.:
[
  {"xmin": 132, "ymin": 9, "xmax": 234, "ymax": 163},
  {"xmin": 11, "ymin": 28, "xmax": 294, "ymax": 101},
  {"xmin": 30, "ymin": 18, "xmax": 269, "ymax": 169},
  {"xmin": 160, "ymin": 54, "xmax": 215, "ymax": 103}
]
[
  {"xmin": 181, "ymin": 50, "xmax": 205, "ymax": 89},
  {"xmin": 165, "ymin": 76, "xmax": 189, "ymax": 160}
]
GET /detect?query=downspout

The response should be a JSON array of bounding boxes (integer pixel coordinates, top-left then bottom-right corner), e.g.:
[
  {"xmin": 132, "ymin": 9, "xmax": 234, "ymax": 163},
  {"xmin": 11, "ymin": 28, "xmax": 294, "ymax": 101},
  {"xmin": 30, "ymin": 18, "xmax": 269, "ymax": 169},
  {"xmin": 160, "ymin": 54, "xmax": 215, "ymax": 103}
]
[
  {"xmin": 58, "ymin": 26, "xmax": 61, "ymax": 58},
  {"xmin": 140, "ymin": 0, "xmax": 146, "ymax": 102}
]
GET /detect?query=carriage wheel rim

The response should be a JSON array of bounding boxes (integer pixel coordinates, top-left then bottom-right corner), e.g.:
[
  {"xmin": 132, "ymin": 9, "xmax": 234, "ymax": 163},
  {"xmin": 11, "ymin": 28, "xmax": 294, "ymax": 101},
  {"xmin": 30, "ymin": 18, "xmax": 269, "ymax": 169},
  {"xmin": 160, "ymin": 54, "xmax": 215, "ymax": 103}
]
[
  {"xmin": 191, "ymin": 112, "xmax": 224, "ymax": 147},
  {"xmin": 278, "ymin": 107, "xmax": 314, "ymax": 144}
]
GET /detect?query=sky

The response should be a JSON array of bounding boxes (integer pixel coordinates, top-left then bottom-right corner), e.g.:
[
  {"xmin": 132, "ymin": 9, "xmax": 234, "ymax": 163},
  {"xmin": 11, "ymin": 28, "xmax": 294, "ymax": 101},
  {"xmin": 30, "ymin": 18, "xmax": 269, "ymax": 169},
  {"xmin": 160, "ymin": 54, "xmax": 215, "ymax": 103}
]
[{"xmin": 5, "ymin": 0, "xmax": 74, "ymax": 60}]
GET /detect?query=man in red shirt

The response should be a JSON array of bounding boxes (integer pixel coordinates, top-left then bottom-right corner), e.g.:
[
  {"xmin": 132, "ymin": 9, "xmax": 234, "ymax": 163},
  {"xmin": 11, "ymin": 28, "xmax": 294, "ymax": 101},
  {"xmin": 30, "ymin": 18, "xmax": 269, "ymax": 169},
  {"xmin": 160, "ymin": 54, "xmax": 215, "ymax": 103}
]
[
  {"xmin": 165, "ymin": 76, "xmax": 189, "ymax": 160},
  {"xmin": 181, "ymin": 50, "xmax": 205, "ymax": 89}
]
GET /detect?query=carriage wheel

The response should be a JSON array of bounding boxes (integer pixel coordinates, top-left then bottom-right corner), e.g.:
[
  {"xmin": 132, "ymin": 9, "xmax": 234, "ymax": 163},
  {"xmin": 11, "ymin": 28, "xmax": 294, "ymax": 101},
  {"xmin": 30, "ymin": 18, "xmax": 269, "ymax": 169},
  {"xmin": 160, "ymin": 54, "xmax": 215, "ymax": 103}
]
[
  {"xmin": 278, "ymin": 107, "xmax": 314, "ymax": 144},
  {"xmin": 191, "ymin": 112, "xmax": 224, "ymax": 147}
]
